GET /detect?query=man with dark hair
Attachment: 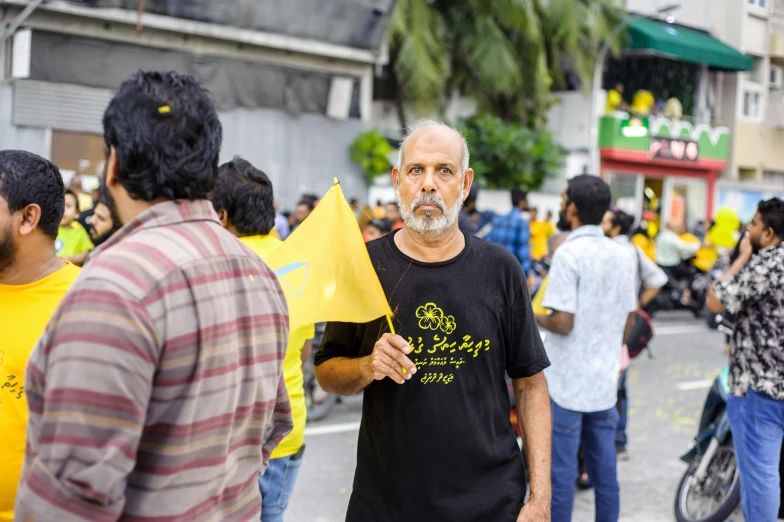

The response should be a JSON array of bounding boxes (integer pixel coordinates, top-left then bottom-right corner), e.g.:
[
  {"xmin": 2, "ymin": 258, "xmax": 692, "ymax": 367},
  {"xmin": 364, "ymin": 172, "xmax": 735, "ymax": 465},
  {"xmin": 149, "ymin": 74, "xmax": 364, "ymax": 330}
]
[
  {"xmin": 211, "ymin": 157, "xmax": 314, "ymax": 522},
  {"xmin": 0, "ymin": 150, "xmax": 81, "ymax": 522},
  {"xmin": 707, "ymin": 197, "xmax": 784, "ymax": 522},
  {"xmin": 15, "ymin": 71, "xmax": 292, "ymax": 522},
  {"xmin": 486, "ymin": 187, "xmax": 531, "ymax": 273},
  {"xmin": 87, "ymin": 200, "xmax": 121, "ymax": 247},
  {"xmin": 295, "ymin": 199, "xmax": 315, "ymax": 228},
  {"xmin": 536, "ymin": 175, "xmax": 637, "ymax": 522}
]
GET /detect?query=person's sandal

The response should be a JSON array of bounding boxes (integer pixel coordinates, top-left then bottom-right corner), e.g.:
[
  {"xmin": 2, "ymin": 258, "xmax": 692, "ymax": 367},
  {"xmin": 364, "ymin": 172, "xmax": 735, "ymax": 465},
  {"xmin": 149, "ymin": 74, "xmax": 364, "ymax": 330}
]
[{"xmin": 576, "ymin": 472, "xmax": 592, "ymax": 490}]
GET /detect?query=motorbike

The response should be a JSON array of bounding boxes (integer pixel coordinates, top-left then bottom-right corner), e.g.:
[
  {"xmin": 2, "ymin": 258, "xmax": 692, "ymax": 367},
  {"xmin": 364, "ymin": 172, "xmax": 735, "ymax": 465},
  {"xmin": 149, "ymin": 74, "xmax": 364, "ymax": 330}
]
[
  {"xmin": 674, "ymin": 314, "xmax": 784, "ymax": 522},
  {"xmin": 647, "ymin": 261, "xmax": 723, "ymax": 321}
]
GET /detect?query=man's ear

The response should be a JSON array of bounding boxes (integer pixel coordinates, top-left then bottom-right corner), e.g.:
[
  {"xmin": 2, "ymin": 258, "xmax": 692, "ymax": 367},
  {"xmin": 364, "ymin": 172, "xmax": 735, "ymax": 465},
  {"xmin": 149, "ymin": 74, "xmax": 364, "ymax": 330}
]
[
  {"xmin": 105, "ymin": 146, "xmax": 119, "ymax": 187},
  {"xmin": 217, "ymin": 209, "xmax": 229, "ymax": 229},
  {"xmin": 568, "ymin": 201, "xmax": 578, "ymax": 222},
  {"xmin": 391, "ymin": 166, "xmax": 400, "ymax": 193},
  {"xmin": 762, "ymin": 225, "xmax": 778, "ymax": 246},
  {"xmin": 18, "ymin": 204, "xmax": 42, "ymax": 237},
  {"xmin": 462, "ymin": 168, "xmax": 474, "ymax": 201}
]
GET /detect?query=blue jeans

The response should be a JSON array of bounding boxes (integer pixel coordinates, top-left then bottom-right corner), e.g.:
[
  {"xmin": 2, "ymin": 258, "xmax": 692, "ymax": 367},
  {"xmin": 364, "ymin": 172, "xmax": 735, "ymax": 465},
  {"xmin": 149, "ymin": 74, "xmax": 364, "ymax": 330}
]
[
  {"xmin": 259, "ymin": 453, "xmax": 304, "ymax": 522},
  {"xmin": 551, "ymin": 400, "xmax": 620, "ymax": 522},
  {"xmin": 727, "ymin": 389, "xmax": 784, "ymax": 522},
  {"xmin": 616, "ymin": 371, "xmax": 628, "ymax": 449}
]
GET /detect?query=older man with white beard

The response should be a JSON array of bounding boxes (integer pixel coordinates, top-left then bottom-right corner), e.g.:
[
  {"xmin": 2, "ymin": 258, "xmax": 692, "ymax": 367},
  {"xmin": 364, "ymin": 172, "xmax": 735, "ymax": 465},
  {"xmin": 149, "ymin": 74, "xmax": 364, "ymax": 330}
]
[{"xmin": 314, "ymin": 120, "xmax": 552, "ymax": 522}]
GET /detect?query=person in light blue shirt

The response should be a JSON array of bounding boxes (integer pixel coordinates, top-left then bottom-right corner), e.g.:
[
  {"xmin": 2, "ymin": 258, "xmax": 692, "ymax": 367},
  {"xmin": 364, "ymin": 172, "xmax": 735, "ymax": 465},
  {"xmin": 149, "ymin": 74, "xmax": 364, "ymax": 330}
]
[
  {"xmin": 535, "ymin": 175, "xmax": 637, "ymax": 522},
  {"xmin": 485, "ymin": 187, "xmax": 531, "ymax": 273}
]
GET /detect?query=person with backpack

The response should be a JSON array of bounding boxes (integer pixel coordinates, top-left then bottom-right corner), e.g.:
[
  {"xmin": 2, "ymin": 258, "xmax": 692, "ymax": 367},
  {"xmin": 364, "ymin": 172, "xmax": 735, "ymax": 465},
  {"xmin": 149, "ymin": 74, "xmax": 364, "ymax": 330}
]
[{"xmin": 601, "ymin": 208, "xmax": 667, "ymax": 460}]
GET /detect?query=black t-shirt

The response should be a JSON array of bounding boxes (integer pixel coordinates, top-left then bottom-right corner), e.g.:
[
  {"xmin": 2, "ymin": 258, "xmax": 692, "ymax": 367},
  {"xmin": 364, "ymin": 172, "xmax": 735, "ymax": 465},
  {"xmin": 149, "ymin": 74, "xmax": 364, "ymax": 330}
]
[{"xmin": 315, "ymin": 231, "xmax": 550, "ymax": 522}]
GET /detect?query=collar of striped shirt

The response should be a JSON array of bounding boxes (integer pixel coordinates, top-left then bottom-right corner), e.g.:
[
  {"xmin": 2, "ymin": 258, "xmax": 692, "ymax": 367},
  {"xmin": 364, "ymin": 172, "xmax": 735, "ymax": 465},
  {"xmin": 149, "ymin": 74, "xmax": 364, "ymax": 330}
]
[{"xmin": 92, "ymin": 199, "xmax": 220, "ymax": 258}]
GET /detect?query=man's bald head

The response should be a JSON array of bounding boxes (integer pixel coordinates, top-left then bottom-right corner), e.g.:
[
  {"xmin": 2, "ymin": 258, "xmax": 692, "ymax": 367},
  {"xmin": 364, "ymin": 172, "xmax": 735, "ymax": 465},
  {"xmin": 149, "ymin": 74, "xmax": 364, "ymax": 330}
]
[{"xmin": 397, "ymin": 120, "xmax": 469, "ymax": 174}]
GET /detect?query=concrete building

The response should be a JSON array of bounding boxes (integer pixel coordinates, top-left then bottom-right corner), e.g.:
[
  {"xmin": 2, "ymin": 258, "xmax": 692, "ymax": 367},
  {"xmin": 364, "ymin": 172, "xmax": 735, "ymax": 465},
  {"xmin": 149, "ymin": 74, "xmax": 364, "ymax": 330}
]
[
  {"xmin": 543, "ymin": 0, "xmax": 783, "ymax": 228},
  {"xmin": 622, "ymin": 0, "xmax": 784, "ymax": 223},
  {"xmin": 0, "ymin": 0, "xmax": 394, "ymax": 209}
]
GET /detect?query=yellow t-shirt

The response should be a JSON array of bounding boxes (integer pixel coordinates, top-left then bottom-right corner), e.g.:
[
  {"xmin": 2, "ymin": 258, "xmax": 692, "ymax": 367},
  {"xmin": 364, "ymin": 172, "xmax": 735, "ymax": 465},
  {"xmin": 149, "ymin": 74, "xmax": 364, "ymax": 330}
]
[
  {"xmin": 680, "ymin": 232, "xmax": 717, "ymax": 272},
  {"xmin": 606, "ymin": 89, "xmax": 623, "ymax": 113},
  {"xmin": 239, "ymin": 235, "xmax": 314, "ymax": 459},
  {"xmin": 529, "ymin": 220, "xmax": 553, "ymax": 261},
  {"xmin": 55, "ymin": 221, "xmax": 94, "ymax": 257},
  {"xmin": 632, "ymin": 233, "xmax": 656, "ymax": 263},
  {"xmin": 631, "ymin": 90, "xmax": 655, "ymax": 116},
  {"xmin": 0, "ymin": 262, "xmax": 80, "ymax": 522}
]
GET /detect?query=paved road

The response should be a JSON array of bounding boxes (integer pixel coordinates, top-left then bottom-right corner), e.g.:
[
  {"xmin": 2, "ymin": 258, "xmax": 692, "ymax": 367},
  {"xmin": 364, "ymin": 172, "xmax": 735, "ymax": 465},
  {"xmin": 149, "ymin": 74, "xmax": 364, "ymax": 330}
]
[{"xmin": 285, "ymin": 312, "xmax": 737, "ymax": 522}]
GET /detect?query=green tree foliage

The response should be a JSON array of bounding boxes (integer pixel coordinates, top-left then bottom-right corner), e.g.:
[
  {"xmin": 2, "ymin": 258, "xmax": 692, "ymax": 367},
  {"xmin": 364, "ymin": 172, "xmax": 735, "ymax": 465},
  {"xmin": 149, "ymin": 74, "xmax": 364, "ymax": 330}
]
[
  {"xmin": 388, "ymin": 0, "xmax": 625, "ymax": 125},
  {"xmin": 350, "ymin": 130, "xmax": 395, "ymax": 184},
  {"xmin": 463, "ymin": 114, "xmax": 565, "ymax": 190}
]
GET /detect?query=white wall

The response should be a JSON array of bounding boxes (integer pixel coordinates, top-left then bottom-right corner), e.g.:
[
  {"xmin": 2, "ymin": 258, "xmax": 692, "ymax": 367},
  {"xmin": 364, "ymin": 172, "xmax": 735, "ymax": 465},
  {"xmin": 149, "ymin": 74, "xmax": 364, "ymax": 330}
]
[
  {"xmin": 219, "ymin": 107, "xmax": 369, "ymax": 211},
  {"xmin": 0, "ymin": 82, "xmax": 50, "ymax": 158},
  {"xmin": 742, "ymin": 16, "xmax": 769, "ymax": 56},
  {"xmin": 546, "ymin": 91, "xmax": 597, "ymax": 151}
]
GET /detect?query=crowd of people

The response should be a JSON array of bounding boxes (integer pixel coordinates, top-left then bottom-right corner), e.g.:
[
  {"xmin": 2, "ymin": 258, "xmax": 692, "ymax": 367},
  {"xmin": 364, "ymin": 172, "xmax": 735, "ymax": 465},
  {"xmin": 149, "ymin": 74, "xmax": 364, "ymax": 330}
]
[{"xmin": 0, "ymin": 69, "xmax": 782, "ymax": 522}]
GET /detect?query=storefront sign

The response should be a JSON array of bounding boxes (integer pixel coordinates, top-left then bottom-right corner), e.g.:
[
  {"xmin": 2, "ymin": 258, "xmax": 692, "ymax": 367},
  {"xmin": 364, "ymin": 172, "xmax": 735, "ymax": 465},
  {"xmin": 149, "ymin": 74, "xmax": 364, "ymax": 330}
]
[{"xmin": 649, "ymin": 137, "xmax": 699, "ymax": 162}]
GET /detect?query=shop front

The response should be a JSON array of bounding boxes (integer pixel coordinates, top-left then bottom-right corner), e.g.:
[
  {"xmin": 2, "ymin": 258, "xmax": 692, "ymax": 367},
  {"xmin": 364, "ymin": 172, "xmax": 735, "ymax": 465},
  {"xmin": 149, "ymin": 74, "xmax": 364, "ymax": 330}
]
[{"xmin": 598, "ymin": 114, "xmax": 730, "ymax": 230}]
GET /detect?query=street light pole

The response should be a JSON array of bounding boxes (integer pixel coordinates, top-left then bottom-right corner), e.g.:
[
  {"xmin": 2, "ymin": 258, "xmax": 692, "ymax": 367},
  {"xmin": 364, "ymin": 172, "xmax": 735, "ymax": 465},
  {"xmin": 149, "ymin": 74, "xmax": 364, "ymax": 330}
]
[{"xmin": 587, "ymin": 3, "xmax": 681, "ymax": 177}]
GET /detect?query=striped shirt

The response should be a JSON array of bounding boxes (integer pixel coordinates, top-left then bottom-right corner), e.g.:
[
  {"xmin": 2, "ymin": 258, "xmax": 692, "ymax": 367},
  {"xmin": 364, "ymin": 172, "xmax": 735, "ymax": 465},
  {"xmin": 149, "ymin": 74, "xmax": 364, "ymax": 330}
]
[{"xmin": 15, "ymin": 200, "xmax": 292, "ymax": 522}]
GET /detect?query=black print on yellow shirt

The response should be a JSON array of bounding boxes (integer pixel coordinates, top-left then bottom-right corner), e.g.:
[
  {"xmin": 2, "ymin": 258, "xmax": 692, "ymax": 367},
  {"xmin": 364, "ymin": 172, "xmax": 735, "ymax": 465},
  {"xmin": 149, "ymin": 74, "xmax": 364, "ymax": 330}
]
[
  {"xmin": 1, "ymin": 374, "xmax": 24, "ymax": 405},
  {"xmin": 407, "ymin": 302, "xmax": 491, "ymax": 385}
]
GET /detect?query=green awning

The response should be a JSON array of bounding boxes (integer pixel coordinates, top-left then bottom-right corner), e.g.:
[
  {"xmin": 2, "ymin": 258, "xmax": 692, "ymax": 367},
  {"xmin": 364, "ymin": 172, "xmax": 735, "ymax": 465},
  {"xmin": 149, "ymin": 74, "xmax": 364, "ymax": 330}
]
[{"xmin": 625, "ymin": 18, "xmax": 753, "ymax": 72}]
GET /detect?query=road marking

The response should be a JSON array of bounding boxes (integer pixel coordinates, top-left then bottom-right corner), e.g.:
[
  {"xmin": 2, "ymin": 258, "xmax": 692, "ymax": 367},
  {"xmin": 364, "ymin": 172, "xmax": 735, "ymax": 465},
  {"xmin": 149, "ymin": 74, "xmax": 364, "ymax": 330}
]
[
  {"xmin": 675, "ymin": 379, "xmax": 715, "ymax": 391},
  {"xmin": 655, "ymin": 325, "xmax": 715, "ymax": 336},
  {"xmin": 304, "ymin": 421, "xmax": 361, "ymax": 437}
]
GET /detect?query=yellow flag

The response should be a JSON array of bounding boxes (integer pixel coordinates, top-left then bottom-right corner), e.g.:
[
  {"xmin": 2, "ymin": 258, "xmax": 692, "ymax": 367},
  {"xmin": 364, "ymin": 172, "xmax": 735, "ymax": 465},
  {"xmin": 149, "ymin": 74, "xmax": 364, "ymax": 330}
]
[{"xmin": 266, "ymin": 180, "xmax": 392, "ymax": 332}]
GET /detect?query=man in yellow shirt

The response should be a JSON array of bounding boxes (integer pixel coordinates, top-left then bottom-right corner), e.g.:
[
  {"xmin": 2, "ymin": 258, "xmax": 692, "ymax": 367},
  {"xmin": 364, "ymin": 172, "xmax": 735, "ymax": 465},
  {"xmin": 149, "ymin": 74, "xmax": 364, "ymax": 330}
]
[
  {"xmin": 0, "ymin": 150, "xmax": 80, "ymax": 522},
  {"xmin": 211, "ymin": 157, "xmax": 313, "ymax": 522},
  {"xmin": 529, "ymin": 208, "xmax": 554, "ymax": 261}
]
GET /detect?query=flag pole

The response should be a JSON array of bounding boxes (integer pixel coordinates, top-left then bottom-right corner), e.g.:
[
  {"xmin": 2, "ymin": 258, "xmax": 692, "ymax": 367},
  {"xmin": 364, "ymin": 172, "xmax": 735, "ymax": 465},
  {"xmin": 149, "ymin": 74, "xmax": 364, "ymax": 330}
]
[
  {"xmin": 385, "ymin": 313, "xmax": 406, "ymax": 374},
  {"xmin": 386, "ymin": 314, "xmax": 396, "ymax": 335}
]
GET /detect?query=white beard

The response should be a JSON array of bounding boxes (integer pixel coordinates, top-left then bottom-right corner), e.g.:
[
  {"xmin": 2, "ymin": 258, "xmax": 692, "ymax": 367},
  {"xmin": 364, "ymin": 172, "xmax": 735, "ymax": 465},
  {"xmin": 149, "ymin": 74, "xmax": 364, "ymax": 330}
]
[{"xmin": 396, "ymin": 186, "xmax": 463, "ymax": 237}]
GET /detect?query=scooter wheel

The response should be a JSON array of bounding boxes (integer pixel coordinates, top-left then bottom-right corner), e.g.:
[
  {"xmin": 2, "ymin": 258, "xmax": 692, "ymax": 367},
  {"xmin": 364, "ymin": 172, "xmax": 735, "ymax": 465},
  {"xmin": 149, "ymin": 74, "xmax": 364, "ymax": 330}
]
[{"xmin": 674, "ymin": 443, "xmax": 741, "ymax": 522}]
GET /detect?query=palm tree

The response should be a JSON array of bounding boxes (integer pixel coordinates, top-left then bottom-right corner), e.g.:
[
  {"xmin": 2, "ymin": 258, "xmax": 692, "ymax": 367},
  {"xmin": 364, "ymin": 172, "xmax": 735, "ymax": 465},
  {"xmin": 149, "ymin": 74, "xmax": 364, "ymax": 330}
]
[{"xmin": 387, "ymin": 0, "xmax": 625, "ymax": 126}]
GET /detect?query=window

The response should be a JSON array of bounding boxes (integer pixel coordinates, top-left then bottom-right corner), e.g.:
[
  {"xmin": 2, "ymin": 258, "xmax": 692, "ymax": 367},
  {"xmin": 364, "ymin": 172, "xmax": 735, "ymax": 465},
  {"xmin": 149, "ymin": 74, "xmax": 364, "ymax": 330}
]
[
  {"xmin": 742, "ymin": 89, "xmax": 763, "ymax": 121},
  {"xmin": 748, "ymin": 0, "xmax": 766, "ymax": 8}
]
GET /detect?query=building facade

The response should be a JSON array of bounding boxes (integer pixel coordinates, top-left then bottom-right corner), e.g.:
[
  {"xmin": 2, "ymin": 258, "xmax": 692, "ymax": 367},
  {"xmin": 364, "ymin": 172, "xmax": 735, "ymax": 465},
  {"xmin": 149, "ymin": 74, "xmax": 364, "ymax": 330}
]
[
  {"xmin": 0, "ymin": 0, "xmax": 393, "ymax": 209},
  {"xmin": 627, "ymin": 0, "xmax": 784, "ymax": 222}
]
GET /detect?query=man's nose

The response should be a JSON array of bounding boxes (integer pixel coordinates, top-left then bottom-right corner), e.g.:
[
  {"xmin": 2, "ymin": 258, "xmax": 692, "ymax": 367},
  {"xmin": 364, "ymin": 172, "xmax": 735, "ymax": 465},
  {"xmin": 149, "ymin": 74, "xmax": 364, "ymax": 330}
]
[{"xmin": 421, "ymin": 168, "xmax": 437, "ymax": 192}]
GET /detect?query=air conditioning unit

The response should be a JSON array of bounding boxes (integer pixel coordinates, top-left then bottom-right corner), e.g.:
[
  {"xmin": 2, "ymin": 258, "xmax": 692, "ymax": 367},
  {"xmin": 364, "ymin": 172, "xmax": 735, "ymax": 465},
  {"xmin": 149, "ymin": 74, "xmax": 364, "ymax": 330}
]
[{"xmin": 771, "ymin": 65, "xmax": 784, "ymax": 90}]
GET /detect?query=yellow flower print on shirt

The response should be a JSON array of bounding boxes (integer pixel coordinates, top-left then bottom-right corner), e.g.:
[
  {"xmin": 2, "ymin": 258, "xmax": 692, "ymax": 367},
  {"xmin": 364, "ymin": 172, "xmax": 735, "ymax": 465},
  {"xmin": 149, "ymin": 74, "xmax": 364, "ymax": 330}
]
[
  {"xmin": 416, "ymin": 302, "xmax": 444, "ymax": 330},
  {"xmin": 441, "ymin": 315, "xmax": 456, "ymax": 334},
  {"xmin": 415, "ymin": 303, "xmax": 457, "ymax": 334}
]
